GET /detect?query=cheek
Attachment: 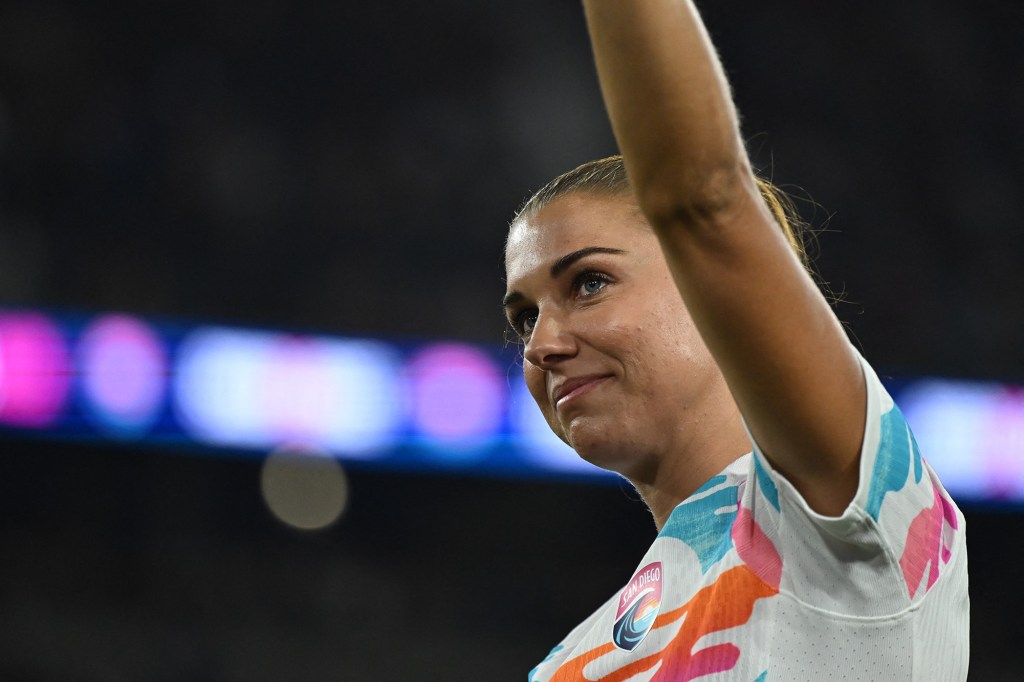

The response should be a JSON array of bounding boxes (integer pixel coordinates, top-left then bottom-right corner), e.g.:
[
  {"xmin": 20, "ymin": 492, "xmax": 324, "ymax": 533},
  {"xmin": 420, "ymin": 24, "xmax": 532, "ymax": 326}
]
[
  {"xmin": 523, "ymin": 362, "xmax": 549, "ymax": 410},
  {"xmin": 524, "ymin": 362, "xmax": 566, "ymax": 437},
  {"xmin": 607, "ymin": 292, "xmax": 712, "ymax": 388}
]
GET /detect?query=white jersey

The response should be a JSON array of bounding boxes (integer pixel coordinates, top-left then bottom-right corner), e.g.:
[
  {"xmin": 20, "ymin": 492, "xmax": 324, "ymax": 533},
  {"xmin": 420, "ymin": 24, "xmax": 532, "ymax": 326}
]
[{"xmin": 529, "ymin": 354, "xmax": 969, "ymax": 681}]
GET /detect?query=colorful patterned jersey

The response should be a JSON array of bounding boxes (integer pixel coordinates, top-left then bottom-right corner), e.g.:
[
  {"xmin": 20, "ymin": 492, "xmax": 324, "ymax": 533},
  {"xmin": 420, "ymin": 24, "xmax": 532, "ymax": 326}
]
[{"xmin": 529, "ymin": 355, "xmax": 969, "ymax": 681}]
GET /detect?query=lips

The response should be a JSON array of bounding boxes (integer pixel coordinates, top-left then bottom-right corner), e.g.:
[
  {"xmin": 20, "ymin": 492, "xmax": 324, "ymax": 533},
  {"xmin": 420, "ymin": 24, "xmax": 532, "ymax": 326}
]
[{"xmin": 552, "ymin": 374, "xmax": 612, "ymax": 409}]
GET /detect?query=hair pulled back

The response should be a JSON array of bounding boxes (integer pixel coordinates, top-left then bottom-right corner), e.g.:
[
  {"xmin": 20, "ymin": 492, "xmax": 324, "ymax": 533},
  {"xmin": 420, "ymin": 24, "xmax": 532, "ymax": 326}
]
[{"xmin": 513, "ymin": 155, "xmax": 810, "ymax": 271}]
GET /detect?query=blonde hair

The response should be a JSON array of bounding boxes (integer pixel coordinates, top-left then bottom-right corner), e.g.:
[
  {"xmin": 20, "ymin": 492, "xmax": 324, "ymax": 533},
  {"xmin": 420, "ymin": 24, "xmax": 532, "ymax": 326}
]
[{"xmin": 513, "ymin": 155, "xmax": 810, "ymax": 271}]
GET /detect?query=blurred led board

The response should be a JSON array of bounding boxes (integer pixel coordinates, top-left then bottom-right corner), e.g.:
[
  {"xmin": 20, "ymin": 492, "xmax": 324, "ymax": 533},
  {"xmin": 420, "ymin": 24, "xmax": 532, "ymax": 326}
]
[{"xmin": 0, "ymin": 307, "xmax": 1020, "ymax": 502}]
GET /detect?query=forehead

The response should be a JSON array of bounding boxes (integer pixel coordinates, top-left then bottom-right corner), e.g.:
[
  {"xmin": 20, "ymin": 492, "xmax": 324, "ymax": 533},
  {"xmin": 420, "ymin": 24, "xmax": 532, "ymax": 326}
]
[{"xmin": 505, "ymin": 193, "xmax": 650, "ymax": 283}]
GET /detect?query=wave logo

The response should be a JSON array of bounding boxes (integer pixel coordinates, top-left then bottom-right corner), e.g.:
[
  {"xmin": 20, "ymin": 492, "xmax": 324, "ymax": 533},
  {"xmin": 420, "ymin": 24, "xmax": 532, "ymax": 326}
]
[{"xmin": 612, "ymin": 561, "xmax": 663, "ymax": 651}]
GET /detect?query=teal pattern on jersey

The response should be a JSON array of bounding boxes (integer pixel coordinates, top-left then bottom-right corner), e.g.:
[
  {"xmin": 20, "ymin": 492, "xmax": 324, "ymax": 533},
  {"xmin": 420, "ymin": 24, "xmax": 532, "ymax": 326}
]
[
  {"xmin": 528, "ymin": 645, "xmax": 563, "ymax": 682},
  {"xmin": 659, "ymin": 474, "xmax": 739, "ymax": 574},
  {"xmin": 865, "ymin": 405, "xmax": 922, "ymax": 521},
  {"xmin": 753, "ymin": 452, "xmax": 780, "ymax": 512}
]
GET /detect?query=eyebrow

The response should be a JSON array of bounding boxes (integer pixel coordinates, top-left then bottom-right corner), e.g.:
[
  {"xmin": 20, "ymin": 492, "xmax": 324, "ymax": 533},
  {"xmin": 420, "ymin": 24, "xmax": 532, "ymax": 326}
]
[{"xmin": 502, "ymin": 246, "xmax": 627, "ymax": 309}]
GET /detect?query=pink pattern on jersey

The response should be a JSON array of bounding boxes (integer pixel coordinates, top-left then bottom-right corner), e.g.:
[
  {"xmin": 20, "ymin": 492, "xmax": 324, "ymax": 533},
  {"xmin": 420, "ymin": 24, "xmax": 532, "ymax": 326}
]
[
  {"xmin": 731, "ymin": 508, "xmax": 782, "ymax": 589},
  {"xmin": 899, "ymin": 481, "xmax": 958, "ymax": 598}
]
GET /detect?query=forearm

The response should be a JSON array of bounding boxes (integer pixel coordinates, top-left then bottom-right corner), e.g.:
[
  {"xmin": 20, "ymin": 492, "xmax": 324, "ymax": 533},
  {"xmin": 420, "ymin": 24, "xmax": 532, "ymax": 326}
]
[{"xmin": 582, "ymin": 0, "xmax": 750, "ymax": 222}]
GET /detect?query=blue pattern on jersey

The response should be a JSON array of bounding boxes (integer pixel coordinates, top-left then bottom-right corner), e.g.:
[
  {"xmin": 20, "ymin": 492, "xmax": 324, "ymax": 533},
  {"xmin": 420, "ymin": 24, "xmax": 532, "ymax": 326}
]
[
  {"xmin": 753, "ymin": 451, "xmax": 780, "ymax": 512},
  {"xmin": 695, "ymin": 473, "xmax": 728, "ymax": 494},
  {"xmin": 659, "ymin": 474, "xmax": 738, "ymax": 574},
  {"xmin": 753, "ymin": 671, "xmax": 769, "ymax": 682},
  {"xmin": 865, "ymin": 405, "xmax": 922, "ymax": 521},
  {"xmin": 528, "ymin": 645, "xmax": 563, "ymax": 682}
]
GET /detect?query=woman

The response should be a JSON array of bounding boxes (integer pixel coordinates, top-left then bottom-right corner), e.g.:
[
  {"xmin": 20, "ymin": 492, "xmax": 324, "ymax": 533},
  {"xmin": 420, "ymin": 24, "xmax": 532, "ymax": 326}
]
[{"xmin": 504, "ymin": 1, "xmax": 969, "ymax": 680}]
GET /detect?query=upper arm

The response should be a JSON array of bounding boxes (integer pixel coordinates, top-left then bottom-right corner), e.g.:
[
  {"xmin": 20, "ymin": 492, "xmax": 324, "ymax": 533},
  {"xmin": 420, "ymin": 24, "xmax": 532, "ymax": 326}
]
[{"xmin": 649, "ymin": 177, "xmax": 866, "ymax": 516}]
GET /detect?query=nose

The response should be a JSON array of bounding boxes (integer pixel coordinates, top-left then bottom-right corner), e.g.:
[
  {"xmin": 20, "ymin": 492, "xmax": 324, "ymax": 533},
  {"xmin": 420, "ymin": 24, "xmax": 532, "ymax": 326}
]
[{"xmin": 523, "ymin": 310, "xmax": 578, "ymax": 369}]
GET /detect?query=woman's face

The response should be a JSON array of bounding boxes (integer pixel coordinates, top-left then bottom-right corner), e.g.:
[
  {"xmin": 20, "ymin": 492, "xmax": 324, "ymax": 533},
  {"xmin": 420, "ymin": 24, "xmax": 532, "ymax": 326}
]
[{"xmin": 504, "ymin": 192, "xmax": 723, "ymax": 478}]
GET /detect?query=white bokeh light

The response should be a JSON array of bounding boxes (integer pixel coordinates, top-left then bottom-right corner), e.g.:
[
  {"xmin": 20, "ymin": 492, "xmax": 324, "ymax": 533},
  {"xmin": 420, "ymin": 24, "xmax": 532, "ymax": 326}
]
[
  {"xmin": 899, "ymin": 380, "xmax": 997, "ymax": 499},
  {"xmin": 260, "ymin": 445, "xmax": 348, "ymax": 531},
  {"xmin": 174, "ymin": 328, "xmax": 402, "ymax": 457},
  {"xmin": 174, "ymin": 328, "xmax": 273, "ymax": 447}
]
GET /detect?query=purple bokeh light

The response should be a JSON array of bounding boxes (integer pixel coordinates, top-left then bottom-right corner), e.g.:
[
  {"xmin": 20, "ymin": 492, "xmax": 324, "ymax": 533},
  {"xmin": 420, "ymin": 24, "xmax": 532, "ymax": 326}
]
[
  {"xmin": 407, "ymin": 343, "xmax": 504, "ymax": 449},
  {"xmin": 78, "ymin": 314, "xmax": 168, "ymax": 435}
]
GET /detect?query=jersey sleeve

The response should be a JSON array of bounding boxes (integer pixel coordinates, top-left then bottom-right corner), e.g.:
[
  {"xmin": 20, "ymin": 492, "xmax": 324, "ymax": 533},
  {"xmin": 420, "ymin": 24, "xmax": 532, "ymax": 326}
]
[{"xmin": 741, "ymin": 351, "xmax": 965, "ymax": 608}]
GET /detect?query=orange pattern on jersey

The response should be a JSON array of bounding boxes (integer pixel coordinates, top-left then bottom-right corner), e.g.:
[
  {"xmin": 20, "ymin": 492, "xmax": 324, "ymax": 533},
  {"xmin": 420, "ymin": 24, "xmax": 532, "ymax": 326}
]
[{"xmin": 551, "ymin": 566, "xmax": 776, "ymax": 682}]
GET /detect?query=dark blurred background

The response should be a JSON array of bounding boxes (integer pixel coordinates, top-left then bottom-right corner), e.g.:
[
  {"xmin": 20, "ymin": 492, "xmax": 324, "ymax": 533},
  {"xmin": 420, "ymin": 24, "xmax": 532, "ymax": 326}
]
[{"xmin": 0, "ymin": 0, "xmax": 1021, "ymax": 679}]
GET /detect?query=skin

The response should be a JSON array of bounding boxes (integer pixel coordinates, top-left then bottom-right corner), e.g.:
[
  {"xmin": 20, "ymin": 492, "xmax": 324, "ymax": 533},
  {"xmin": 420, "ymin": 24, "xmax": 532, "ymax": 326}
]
[
  {"xmin": 576, "ymin": 0, "xmax": 867, "ymax": 517},
  {"xmin": 505, "ymin": 192, "xmax": 753, "ymax": 529}
]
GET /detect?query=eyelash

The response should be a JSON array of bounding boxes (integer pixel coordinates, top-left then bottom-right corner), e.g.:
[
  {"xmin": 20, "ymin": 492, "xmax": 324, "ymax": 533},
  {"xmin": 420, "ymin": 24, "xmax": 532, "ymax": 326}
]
[
  {"xmin": 511, "ymin": 270, "xmax": 611, "ymax": 339},
  {"xmin": 573, "ymin": 270, "xmax": 610, "ymax": 298}
]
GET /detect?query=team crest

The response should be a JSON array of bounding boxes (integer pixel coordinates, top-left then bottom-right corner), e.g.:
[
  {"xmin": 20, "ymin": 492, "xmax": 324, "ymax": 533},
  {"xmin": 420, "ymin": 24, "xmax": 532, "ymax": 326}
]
[{"xmin": 612, "ymin": 561, "xmax": 663, "ymax": 651}]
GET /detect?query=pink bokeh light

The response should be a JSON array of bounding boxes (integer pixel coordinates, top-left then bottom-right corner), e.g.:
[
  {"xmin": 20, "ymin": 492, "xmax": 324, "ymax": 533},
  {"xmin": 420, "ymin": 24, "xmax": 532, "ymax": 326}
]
[{"xmin": 0, "ymin": 312, "xmax": 72, "ymax": 427}]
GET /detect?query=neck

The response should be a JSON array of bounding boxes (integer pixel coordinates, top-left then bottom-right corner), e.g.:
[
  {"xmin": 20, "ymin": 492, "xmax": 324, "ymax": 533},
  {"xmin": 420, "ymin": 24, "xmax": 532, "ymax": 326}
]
[{"xmin": 628, "ymin": 390, "xmax": 752, "ymax": 531}]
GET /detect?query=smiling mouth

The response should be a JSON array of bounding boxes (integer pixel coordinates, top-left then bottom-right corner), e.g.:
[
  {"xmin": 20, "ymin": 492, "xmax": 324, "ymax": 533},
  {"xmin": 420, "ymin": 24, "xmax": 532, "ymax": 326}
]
[{"xmin": 554, "ymin": 376, "xmax": 612, "ymax": 410}]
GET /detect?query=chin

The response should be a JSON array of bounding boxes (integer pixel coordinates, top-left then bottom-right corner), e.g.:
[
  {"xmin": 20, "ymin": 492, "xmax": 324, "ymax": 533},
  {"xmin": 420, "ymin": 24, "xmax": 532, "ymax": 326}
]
[{"xmin": 564, "ymin": 419, "xmax": 643, "ymax": 476}]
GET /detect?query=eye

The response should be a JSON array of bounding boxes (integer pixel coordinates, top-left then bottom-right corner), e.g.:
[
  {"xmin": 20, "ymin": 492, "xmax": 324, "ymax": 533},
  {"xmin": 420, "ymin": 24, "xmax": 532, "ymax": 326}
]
[
  {"xmin": 573, "ymin": 271, "xmax": 610, "ymax": 298},
  {"xmin": 513, "ymin": 309, "xmax": 538, "ymax": 338}
]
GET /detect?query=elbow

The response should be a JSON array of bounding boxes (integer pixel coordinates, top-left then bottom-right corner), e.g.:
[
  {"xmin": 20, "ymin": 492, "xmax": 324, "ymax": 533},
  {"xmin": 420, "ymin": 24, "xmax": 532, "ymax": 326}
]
[{"xmin": 633, "ymin": 159, "xmax": 754, "ymax": 234}]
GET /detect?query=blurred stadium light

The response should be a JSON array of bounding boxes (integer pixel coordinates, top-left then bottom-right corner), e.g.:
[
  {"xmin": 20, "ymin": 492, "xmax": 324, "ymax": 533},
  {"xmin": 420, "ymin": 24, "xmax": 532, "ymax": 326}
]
[{"xmin": 0, "ymin": 307, "xmax": 1021, "ymax": 504}]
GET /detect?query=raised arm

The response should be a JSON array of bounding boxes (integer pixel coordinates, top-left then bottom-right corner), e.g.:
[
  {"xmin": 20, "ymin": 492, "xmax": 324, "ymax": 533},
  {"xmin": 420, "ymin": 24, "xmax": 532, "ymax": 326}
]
[{"xmin": 583, "ymin": 0, "xmax": 866, "ymax": 515}]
